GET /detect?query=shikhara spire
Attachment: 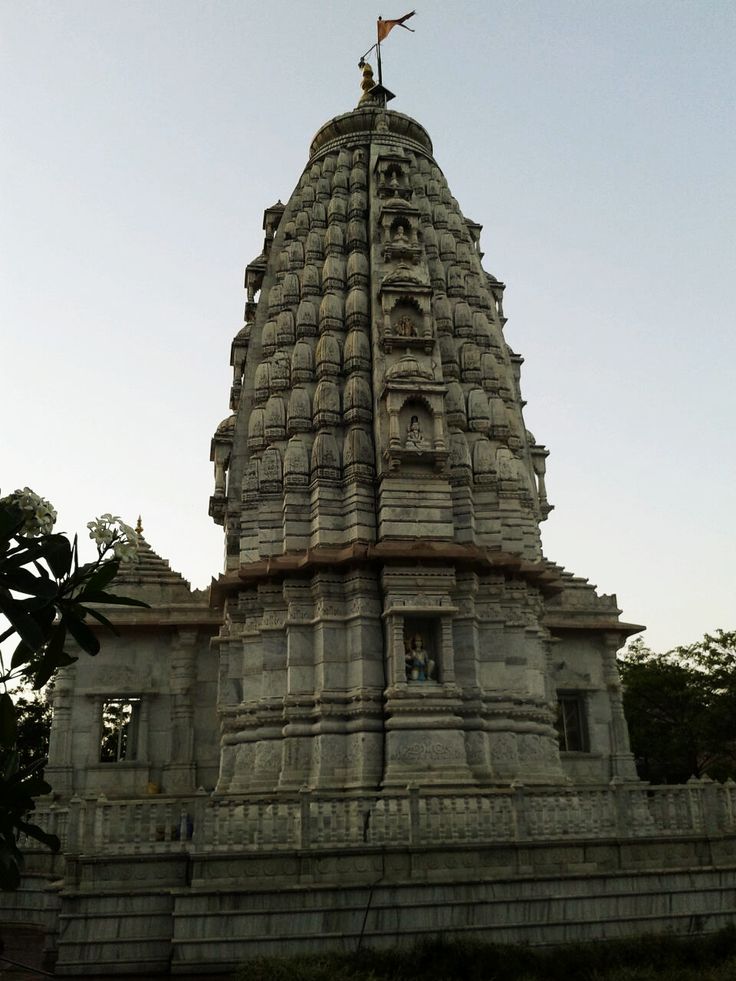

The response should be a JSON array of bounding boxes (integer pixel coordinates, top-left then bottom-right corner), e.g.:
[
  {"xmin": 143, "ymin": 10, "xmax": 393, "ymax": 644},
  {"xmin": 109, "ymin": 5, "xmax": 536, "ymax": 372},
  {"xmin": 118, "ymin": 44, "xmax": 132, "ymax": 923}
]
[{"xmin": 208, "ymin": 86, "xmax": 638, "ymax": 795}]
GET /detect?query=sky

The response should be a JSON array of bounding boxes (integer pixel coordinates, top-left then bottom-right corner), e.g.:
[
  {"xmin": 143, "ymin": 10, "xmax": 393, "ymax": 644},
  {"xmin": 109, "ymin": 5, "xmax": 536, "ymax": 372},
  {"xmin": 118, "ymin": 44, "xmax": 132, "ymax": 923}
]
[{"xmin": 2, "ymin": 0, "xmax": 734, "ymax": 653}]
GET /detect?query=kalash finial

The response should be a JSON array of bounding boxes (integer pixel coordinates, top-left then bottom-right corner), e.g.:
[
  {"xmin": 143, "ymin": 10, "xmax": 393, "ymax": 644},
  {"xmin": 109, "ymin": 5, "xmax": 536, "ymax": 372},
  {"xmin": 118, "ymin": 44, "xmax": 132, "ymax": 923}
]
[
  {"xmin": 135, "ymin": 515, "xmax": 144, "ymax": 539},
  {"xmin": 358, "ymin": 61, "xmax": 377, "ymax": 105}
]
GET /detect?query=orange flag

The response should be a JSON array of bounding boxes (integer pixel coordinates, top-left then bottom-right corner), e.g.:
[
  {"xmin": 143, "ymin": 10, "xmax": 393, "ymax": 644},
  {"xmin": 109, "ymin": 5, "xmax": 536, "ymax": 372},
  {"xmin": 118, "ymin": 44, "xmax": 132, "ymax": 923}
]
[{"xmin": 377, "ymin": 11, "xmax": 416, "ymax": 43}]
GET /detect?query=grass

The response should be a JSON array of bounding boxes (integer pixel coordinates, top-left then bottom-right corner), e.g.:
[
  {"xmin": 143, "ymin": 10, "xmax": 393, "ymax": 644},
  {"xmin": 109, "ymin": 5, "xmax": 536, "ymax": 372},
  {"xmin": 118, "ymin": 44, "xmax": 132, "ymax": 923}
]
[{"xmin": 236, "ymin": 928, "xmax": 736, "ymax": 981}]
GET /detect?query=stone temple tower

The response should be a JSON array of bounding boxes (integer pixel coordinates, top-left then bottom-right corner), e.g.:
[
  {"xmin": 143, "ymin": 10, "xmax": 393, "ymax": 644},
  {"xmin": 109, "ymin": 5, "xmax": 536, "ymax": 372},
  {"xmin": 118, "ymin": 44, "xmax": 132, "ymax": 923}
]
[
  {"xmin": 21, "ymin": 73, "xmax": 736, "ymax": 976},
  {"xmin": 209, "ymin": 69, "xmax": 639, "ymax": 798}
]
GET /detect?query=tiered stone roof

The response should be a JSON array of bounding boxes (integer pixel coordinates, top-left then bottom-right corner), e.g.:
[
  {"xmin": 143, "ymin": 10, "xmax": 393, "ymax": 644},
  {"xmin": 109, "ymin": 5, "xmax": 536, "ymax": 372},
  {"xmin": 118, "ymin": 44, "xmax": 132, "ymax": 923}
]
[{"xmin": 210, "ymin": 72, "xmax": 553, "ymax": 578}]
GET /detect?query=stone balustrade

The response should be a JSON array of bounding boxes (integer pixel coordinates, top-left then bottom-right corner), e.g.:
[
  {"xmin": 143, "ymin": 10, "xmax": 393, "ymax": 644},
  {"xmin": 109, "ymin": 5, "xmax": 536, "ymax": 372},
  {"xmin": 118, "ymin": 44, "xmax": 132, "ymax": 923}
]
[{"xmin": 26, "ymin": 779, "xmax": 736, "ymax": 858}]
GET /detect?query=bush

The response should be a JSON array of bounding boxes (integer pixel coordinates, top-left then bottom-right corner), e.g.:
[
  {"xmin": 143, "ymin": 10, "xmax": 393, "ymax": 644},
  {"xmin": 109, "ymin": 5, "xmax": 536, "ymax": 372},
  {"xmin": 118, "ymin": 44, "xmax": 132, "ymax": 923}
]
[{"xmin": 236, "ymin": 928, "xmax": 736, "ymax": 981}]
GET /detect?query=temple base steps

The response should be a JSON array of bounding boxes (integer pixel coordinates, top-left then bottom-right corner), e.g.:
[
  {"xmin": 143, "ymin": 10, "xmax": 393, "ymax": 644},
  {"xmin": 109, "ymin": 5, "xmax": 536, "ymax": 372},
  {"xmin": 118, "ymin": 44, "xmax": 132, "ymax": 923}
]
[{"xmin": 48, "ymin": 836, "xmax": 736, "ymax": 975}]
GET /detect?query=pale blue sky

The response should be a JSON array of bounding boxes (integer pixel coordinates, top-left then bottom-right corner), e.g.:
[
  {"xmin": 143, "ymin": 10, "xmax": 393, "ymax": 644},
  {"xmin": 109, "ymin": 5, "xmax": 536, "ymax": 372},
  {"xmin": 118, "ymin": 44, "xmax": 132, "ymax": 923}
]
[{"xmin": 2, "ymin": 1, "xmax": 734, "ymax": 652}]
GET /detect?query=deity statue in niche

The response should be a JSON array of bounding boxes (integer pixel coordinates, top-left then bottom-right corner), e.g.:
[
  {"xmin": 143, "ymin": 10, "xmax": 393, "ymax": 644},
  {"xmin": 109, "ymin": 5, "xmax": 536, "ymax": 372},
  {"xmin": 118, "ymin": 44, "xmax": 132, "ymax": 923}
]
[
  {"xmin": 405, "ymin": 415, "xmax": 426, "ymax": 449},
  {"xmin": 404, "ymin": 633, "xmax": 436, "ymax": 682},
  {"xmin": 392, "ymin": 223, "xmax": 409, "ymax": 244},
  {"xmin": 395, "ymin": 315, "xmax": 417, "ymax": 338}
]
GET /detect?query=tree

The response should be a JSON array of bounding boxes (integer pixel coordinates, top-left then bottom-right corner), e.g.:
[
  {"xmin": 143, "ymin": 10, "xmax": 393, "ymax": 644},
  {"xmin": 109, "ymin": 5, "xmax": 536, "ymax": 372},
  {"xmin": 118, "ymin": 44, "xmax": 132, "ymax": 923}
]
[
  {"xmin": 618, "ymin": 632, "xmax": 736, "ymax": 784},
  {"xmin": 0, "ymin": 489, "xmax": 146, "ymax": 888},
  {"xmin": 14, "ymin": 689, "xmax": 52, "ymax": 773}
]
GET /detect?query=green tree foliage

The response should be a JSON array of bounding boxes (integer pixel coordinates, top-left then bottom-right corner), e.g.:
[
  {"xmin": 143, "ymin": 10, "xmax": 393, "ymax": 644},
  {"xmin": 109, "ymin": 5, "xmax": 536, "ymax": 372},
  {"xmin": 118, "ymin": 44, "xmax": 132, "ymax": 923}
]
[
  {"xmin": 619, "ymin": 631, "xmax": 736, "ymax": 784},
  {"xmin": 14, "ymin": 690, "xmax": 52, "ymax": 772},
  {"xmin": 0, "ymin": 491, "xmax": 146, "ymax": 888}
]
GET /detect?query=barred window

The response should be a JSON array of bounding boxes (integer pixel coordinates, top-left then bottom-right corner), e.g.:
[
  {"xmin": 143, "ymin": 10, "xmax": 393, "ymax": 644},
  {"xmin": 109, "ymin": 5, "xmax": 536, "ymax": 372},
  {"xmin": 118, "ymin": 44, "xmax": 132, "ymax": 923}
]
[
  {"xmin": 556, "ymin": 693, "xmax": 589, "ymax": 753},
  {"xmin": 99, "ymin": 699, "xmax": 140, "ymax": 763}
]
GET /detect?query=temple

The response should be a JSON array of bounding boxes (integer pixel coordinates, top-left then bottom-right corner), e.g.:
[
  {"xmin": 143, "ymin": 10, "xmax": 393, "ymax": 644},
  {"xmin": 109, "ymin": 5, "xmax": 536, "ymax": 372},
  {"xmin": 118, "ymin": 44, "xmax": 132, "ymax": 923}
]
[{"xmin": 10, "ymin": 70, "xmax": 736, "ymax": 976}]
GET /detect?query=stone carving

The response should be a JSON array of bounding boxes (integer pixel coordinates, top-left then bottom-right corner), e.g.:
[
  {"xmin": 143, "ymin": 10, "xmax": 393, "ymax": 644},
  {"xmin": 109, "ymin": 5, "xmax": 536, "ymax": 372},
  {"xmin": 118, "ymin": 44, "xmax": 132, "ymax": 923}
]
[
  {"xmin": 247, "ymin": 407, "xmax": 265, "ymax": 452},
  {"xmin": 259, "ymin": 446, "xmax": 283, "ymax": 494},
  {"xmin": 287, "ymin": 387, "xmax": 312, "ymax": 434},
  {"xmin": 344, "ymin": 375, "xmax": 372, "ymax": 425},
  {"xmin": 262, "ymin": 320, "xmax": 277, "ymax": 357},
  {"xmin": 472, "ymin": 437, "xmax": 496, "ymax": 485},
  {"xmin": 467, "ymin": 388, "xmax": 490, "ymax": 433},
  {"xmin": 281, "ymin": 274, "xmax": 300, "ymax": 310},
  {"xmin": 264, "ymin": 395, "xmax": 286, "ymax": 442},
  {"xmin": 306, "ymin": 229, "xmax": 324, "ymax": 263},
  {"xmin": 322, "ymin": 254, "xmax": 346, "ymax": 293},
  {"xmin": 343, "ymin": 426, "xmax": 374, "ymax": 481},
  {"xmin": 395, "ymin": 314, "xmax": 417, "ymax": 337},
  {"xmin": 315, "ymin": 333, "xmax": 341, "ymax": 379},
  {"xmin": 347, "ymin": 251, "xmax": 369, "ymax": 288},
  {"xmin": 445, "ymin": 382, "xmax": 467, "ymax": 429},
  {"xmin": 283, "ymin": 436, "xmax": 310, "ymax": 487},
  {"xmin": 296, "ymin": 297, "xmax": 318, "ymax": 336},
  {"xmin": 404, "ymin": 632, "xmax": 437, "ymax": 682},
  {"xmin": 393, "ymin": 742, "xmax": 458, "ymax": 764},
  {"xmin": 345, "ymin": 286, "xmax": 369, "ymax": 329},
  {"xmin": 449, "ymin": 432, "xmax": 472, "ymax": 485},
  {"xmin": 313, "ymin": 380, "xmax": 341, "ymax": 428},
  {"xmin": 326, "ymin": 223, "xmax": 344, "ymax": 255},
  {"xmin": 454, "ymin": 301, "xmax": 473, "ymax": 338},
  {"xmin": 404, "ymin": 415, "xmax": 426, "ymax": 450},
  {"xmin": 385, "ymin": 354, "xmax": 433, "ymax": 382},
  {"xmin": 432, "ymin": 293, "xmax": 452, "ymax": 332},
  {"xmin": 291, "ymin": 340, "xmax": 314, "ymax": 384},
  {"xmin": 311, "ymin": 432, "xmax": 340, "ymax": 481},
  {"xmin": 270, "ymin": 352, "xmax": 290, "ymax": 392},
  {"xmin": 344, "ymin": 327, "xmax": 371, "ymax": 373},
  {"xmin": 318, "ymin": 292, "xmax": 344, "ymax": 334}
]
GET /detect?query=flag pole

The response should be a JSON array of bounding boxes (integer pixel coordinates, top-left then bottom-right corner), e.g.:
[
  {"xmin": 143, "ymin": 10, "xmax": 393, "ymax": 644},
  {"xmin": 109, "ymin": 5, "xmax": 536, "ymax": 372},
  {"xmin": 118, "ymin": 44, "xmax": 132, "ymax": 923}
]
[{"xmin": 377, "ymin": 16, "xmax": 384, "ymax": 87}]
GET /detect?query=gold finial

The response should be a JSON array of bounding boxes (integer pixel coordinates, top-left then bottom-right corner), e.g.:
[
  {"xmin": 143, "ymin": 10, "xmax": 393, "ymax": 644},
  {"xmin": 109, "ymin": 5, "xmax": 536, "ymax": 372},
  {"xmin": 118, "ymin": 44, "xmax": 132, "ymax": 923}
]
[
  {"xmin": 135, "ymin": 515, "xmax": 143, "ymax": 538},
  {"xmin": 359, "ymin": 61, "xmax": 376, "ymax": 104}
]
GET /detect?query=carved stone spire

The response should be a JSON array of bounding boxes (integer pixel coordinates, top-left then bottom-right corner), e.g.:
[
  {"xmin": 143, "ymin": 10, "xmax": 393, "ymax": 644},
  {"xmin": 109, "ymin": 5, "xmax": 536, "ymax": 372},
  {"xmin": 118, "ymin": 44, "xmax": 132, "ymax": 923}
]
[{"xmin": 208, "ymin": 90, "xmax": 638, "ymax": 797}]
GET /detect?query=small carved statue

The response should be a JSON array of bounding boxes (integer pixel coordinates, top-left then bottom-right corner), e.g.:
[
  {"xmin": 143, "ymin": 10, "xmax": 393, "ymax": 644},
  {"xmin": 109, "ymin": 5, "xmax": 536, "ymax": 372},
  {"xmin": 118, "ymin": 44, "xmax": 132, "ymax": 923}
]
[
  {"xmin": 395, "ymin": 315, "xmax": 417, "ymax": 338},
  {"xmin": 405, "ymin": 415, "xmax": 426, "ymax": 449},
  {"xmin": 393, "ymin": 223, "xmax": 409, "ymax": 244},
  {"xmin": 404, "ymin": 633, "xmax": 436, "ymax": 682}
]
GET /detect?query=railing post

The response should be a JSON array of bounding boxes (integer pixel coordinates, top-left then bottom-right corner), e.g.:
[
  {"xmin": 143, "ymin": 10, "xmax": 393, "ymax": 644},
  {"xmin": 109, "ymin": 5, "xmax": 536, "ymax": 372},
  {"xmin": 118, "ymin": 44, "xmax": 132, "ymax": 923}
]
[
  {"xmin": 192, "ymin": 787, "xmax": 208, "ymax": 848},
  {"xmin": 723, "ymin": 779, "xmax": 736, "ymax": 832},
  {"xmin": 512, "ymin": 781, "xmax": 528, "ymax": 840},
  {"xmin": 92, "ymin": 795, "xmax": 106, "ymax": 851},
  {"xmin": 699, "ymin": 776, "xmax": 720, "ymax": 834},
  {"xmin": 609, "ymin": 777, "xmax": 628, "ymax": 836},
  {"xmin": 407, "ymin": 784, "xmax": 420, "ymax": 847},
  {"xmin": 299, "ymin": 785, "xmax": 311, "ymax": 850},
  {"xmin": 67, "ymin": 795, "xmax": 83, "ymax": 853}
]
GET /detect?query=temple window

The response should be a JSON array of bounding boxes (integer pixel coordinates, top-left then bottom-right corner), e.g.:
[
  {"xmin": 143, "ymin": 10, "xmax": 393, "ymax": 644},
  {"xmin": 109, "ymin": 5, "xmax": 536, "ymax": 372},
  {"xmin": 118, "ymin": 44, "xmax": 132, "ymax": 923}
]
[
  {"xmin": 555, "ymin": 692, "xmax": 589, "ymax": 753},
  {"xmin": 99, "ymin": 698, "xmax": 141, "ymax": 763}
]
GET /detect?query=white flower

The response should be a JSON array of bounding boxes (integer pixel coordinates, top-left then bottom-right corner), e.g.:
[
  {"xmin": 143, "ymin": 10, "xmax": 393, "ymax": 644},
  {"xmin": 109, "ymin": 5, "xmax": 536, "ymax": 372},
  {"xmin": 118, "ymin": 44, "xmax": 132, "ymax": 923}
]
[
  {"xmin": 113, "ymin": 540, "xmax": 138, "ymax": 564},
  {"xmin": 1, "ymin": 487, "xmax": 57, "ymax": 536},
  {"xmin": 87, "ymin": 514, "xmax": 139, "ymax": 564}
]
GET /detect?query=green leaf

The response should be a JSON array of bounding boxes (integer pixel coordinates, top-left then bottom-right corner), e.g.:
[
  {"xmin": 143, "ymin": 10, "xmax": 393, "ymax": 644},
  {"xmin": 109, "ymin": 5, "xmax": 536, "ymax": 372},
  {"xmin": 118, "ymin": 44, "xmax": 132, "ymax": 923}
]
[
  {"xmin": 1, "ymin": 537, "xmax": 52, "ymax": 570},
  {"xmin": 0, "ymin": 695, "xmax": 16, "ymax": 749},
  {"xmin": 84, "ymin": 605, "xmax": 118, "ymax": 634},
  {"xmin": 10, "ymin": 639, "xmax": 33, "ymax": 670},
  {"xmin": 64, "ymin": 612, "xmax": 100, "ymax": 656},
  {"xmin": 0, "ymin": 845, "xmax": 22, "ymax": 890},
  {"xmin": 82, "ymin": 590, "xmax": 149, "ymax": 608},
  {"xmin": 83, "ymin": 559, "xmax": 120, "ymax": 595},
  {"xmin": 0, "ymin": 749, "xmax": 20, "ymax": 781},
  {"xmin": 17, "ymin": 820, "xmax": 60, "ymax": 853},
  {"xmin": 44, "ymin": 534, "xmax": 72, "ymax": 579},
  {"xmin": 0, "ymin": 503, "xmax": 24, "ymax": 544},
  {"xmin": 0, "ymin": 566, "xmax": 58, "ymax": 598},
  {"xmin": 32, "ymin": 656, "xmax": 61, "ymax": 691},
  {"xmin": 0, "ymin": 592, "xmax": 46, "ymax": 652}
]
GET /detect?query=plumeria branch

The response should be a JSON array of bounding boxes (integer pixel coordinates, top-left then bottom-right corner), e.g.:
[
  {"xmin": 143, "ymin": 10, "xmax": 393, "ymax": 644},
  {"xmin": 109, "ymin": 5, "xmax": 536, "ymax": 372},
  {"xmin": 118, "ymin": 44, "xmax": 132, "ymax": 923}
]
[{"xmin": 0, "ymin": 489, "xmax": 149, "ymax": 887}]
